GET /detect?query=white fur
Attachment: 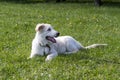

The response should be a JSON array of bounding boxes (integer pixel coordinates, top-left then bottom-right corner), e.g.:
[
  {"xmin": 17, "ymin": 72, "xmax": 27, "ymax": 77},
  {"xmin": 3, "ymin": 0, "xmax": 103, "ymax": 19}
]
[{"xmin": 30, "ymin": 23, "xmax": 107, "ymax": 61}]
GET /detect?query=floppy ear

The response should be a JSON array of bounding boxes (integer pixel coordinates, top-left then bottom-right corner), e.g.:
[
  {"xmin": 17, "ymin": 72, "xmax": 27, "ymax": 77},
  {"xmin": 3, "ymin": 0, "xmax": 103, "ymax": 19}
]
[{"xmin": 35, "ymin": 24, "xmax": 45, "ymax": 32}]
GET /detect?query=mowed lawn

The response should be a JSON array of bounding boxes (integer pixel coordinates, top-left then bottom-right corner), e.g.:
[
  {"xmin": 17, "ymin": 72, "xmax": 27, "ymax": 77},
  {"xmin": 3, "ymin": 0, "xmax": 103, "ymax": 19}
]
[{"xmin": 0, "ymin": 1, "xmax": 120, "ymax": 80}]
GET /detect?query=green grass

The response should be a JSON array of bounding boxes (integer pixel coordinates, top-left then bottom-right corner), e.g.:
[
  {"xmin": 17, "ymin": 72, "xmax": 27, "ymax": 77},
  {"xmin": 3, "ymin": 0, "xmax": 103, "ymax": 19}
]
[{"xmin": 0, "ymin": 1, "xmax": 120, "ymax": 80}]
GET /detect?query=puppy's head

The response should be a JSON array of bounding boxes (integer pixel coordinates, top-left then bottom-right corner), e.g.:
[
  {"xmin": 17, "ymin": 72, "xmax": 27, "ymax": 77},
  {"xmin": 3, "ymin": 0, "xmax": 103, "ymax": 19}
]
[{"xmin": 35, "ymin": 23, "xmax": 60, "ymax": 43}]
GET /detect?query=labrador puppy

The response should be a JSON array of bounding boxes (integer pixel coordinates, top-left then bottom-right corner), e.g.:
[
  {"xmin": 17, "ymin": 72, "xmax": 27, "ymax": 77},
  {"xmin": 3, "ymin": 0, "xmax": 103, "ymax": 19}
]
[{"xmin": 29, "ymin": 23, "xmax": 107, "ymax": 61}]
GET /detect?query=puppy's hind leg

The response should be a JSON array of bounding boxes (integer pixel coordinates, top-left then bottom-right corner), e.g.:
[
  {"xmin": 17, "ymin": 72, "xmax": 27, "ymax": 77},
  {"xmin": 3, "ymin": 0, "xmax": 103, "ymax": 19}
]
[
  {"xmin": 65, "ymin": 43, "xmax": 85, "ymax": 54},
  {"xmin": 65, "ymin": 50, "xmax": 78, "ymax": 54}
]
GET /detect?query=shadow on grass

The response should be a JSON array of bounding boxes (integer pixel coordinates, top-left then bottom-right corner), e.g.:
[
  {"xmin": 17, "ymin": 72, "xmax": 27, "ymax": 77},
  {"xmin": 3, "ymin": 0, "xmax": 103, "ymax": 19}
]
[
  {"xmin": 0, "ymin": 0, "xmax": 44, "ymax": 4},
  {"xmin": 25, "ymin": 50, "xmax": 120, "ymax": 65},
  {"xmin": 0, "ymin": 0, "xmax": 120, "ymax": 8},
  {"xmin": 58, "ymin": 49, "xmax": 120, "ymax": 65},
  {"xmin": 0, "ymin": 0, "xmax": 93, "ymax": 4},
  {"xmin": 102, "ymin": 1, "xmax": 120, "ymax": 8}
]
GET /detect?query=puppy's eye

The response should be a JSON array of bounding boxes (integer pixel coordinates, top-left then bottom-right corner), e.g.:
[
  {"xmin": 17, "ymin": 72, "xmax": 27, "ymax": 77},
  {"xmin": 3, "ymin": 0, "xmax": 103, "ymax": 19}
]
[{"xmin": 47, "ymin": 28, "xmax": 51, "ymax": 31}]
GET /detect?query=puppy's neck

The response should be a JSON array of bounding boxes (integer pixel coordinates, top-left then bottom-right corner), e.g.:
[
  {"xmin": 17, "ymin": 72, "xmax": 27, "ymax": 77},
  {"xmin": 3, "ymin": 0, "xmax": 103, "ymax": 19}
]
[{"xmin": 35, "ymin": 32, "xmax": 49, "ymax": 46}]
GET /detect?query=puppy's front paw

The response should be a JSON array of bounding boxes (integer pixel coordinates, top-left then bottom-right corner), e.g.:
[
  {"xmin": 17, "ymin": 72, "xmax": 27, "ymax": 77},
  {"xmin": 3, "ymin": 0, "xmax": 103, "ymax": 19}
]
[{"xmin": 45, "ymin": 57, "xmax": 53, "ymax": 62}]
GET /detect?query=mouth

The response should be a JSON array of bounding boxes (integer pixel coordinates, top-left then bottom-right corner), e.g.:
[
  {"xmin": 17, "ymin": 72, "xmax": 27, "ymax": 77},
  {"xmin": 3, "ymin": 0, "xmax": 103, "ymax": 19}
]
[{"xmin": 46, "ymin": 36, "xmax": 56, "ymax": 43}]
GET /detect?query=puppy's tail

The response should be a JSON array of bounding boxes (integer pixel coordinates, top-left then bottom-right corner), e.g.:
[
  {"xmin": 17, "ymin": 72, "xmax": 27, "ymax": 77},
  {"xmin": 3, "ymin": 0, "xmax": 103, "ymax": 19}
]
[{"xmin": 85, "ymin": 44, "xmax": 108, "ymax": 49}]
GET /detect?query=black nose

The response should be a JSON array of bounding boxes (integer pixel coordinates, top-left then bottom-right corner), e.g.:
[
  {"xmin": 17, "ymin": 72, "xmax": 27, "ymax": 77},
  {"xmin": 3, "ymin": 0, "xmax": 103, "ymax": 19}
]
[{"xmin": 56, "ymin": 32, "xmax": 60, "ymax": 37}]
